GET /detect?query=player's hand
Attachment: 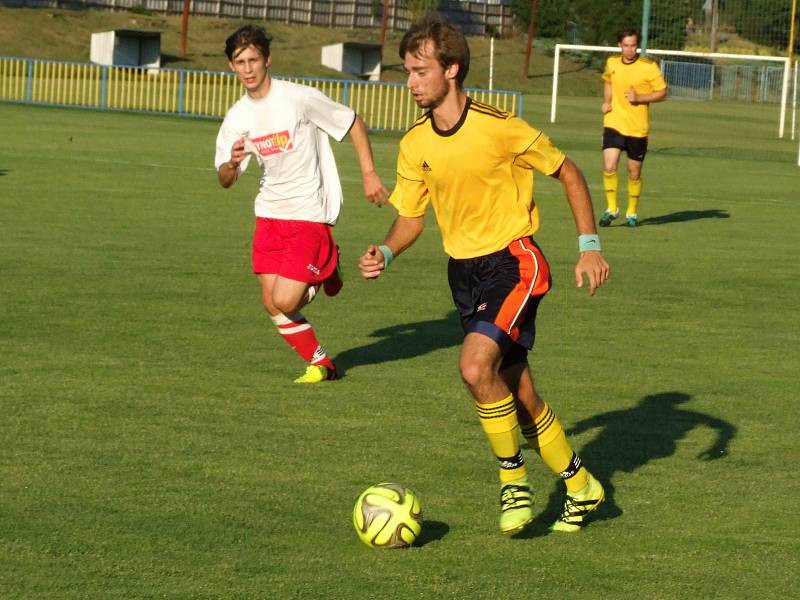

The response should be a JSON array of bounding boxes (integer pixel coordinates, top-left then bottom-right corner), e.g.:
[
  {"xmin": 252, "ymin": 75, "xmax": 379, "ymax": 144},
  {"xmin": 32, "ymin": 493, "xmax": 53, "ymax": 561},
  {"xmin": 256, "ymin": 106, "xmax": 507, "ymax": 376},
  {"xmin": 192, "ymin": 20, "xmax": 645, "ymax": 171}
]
[
  {"xmin": 624, "ymin": 87, "xmax": 638, "ymax": 103},
  {"xmin": 229, "ymin": 137, "xmax": 247, "ymax": 168},
  {"xmin": 359, "ymin": 244, "xmax": 385, "ymax": 280},
  {"xmin": 601, "ymin": 101, "xmax": 612, "ymax": 114},
  {"xmin": 575, "ymin": 251, "xmax": 610, "ymax": 297},
  {"xmin": 362, "ymin": 171, "xmax": 389, "ymax": 206}
]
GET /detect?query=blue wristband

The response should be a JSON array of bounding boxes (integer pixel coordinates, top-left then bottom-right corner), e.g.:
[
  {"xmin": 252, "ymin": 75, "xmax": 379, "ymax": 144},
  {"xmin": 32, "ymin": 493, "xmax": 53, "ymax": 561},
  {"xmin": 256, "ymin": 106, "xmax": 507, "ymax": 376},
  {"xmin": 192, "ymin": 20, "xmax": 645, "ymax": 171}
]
[
  {"xmin": 578, "ymin": 234, "xmax": 602, "ymax": 252},
  {"xmin": 378, "ymin": 244, "xmax": 394, "ymax": 268}
]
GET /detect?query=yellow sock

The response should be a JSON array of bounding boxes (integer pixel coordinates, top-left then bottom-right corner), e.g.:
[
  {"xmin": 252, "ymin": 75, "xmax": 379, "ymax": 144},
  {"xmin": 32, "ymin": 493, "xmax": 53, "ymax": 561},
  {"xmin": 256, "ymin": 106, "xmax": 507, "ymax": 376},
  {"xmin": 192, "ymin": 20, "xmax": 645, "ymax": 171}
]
[
  {"xmin": 475, "ymin": 394, "xmax": 526, "ymax": 483},
  {"xmin": 627, "ymin": 176, "xmax": 642, "ymax": 217},
  {"xmin": 520, "ymin": 403, "xmax": 588, "ymax": 493},
  {"xmin": 603, "ymin": 170, "xmax": 618, "ymax": 213}
]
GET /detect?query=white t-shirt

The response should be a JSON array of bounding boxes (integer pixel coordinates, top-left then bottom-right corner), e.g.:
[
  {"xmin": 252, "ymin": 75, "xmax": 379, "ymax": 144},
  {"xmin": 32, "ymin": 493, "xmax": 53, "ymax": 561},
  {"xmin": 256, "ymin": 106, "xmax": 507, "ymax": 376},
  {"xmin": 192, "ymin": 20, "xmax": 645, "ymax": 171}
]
[{"xmin": 214, "ymin": 78, "xmax": 355, "ymax": 224}]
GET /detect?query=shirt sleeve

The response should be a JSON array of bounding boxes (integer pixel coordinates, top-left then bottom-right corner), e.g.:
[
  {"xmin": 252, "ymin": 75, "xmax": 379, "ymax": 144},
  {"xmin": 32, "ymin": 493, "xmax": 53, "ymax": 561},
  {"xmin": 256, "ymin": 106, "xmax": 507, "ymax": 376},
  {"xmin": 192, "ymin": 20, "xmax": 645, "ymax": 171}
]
[
  {"xmin": 389, "ymin": 139, "xmax": 429, "ymax": 217},
  {"xmin": 602, "ymin": 58, "xmax": 612, "ymax": 82},
  {"xmin": 302, "ymin": 86, "xmax": 356, "ymax": 142},
  {"xmin": 506, "ymin": 117, "xmax": 566, "ymax": 176},
  {"xmin": 648, "ymin": 61, "xmax": 668, "ymax": 91},
  {"xmin": 214, "ymin": 112, "xmax": 252, "ymax": 173}
]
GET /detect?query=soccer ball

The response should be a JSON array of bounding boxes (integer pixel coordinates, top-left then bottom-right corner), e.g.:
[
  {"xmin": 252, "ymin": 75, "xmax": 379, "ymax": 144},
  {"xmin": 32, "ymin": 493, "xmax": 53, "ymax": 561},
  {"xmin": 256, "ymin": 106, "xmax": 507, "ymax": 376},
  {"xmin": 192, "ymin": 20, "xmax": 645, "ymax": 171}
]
[{"xmin": 352, "ymin": 482, "xmax": 423, "ymax": 548}]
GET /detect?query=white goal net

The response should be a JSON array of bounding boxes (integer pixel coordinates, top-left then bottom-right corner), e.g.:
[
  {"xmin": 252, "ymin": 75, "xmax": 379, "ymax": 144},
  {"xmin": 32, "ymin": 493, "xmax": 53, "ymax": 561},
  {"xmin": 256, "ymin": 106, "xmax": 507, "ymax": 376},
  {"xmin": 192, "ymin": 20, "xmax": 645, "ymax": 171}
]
[{"xmin": 549, "ymin": 44, "xmax": 793, "ymax": 140}]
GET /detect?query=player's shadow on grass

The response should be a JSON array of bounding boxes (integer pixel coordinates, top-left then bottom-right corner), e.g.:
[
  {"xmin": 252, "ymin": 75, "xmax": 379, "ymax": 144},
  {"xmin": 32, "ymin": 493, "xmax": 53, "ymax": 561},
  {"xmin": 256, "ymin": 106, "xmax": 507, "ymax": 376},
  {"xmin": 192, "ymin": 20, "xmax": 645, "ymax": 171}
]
[
  {"xmin": 0, "ymin": 168, "xmax": 8, "ymax": 176},
  {"xmin": 514, "ymin": 391, "xmax": 736, "ymax": 539},
  {"xmin": 638, "ymin": 209, "xmax": 730, "ymax": 226},
  {"xmin": 333, "ymin": 310, "xmax": 462, "ymax": 377}
]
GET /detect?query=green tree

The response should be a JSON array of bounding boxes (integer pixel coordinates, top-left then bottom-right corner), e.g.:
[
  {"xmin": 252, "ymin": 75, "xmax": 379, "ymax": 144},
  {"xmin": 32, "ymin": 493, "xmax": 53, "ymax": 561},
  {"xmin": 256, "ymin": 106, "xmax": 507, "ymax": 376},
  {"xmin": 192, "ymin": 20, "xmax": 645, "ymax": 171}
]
[
  {"xmin": 511, "ymin": 0, "xmax": 567, "ymax": 38},
  {"xmin": 726, "ymin": 0, "xmax": 793, "ymax": 51},
  {"xmin": 406, "ymin": 0, "xmax": 440, "ymax": 21},
  {"xmin": 649, "ymin": 0, "xmax": 689, "ymax": 49},
  {"xmin": 511, "ymin": 0, "xmax": 690, "ymax": 49}
]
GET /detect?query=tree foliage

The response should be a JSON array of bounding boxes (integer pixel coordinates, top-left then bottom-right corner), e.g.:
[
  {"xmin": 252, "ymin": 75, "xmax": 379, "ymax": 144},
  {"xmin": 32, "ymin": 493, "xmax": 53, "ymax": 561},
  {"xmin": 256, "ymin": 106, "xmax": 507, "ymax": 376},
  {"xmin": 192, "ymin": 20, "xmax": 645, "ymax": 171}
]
[
  {"xmin": 724, "ymin": 0, "xmax": 794, "ymax": 51},
  {"xmin": 406, "ymin": 0, "xmax": 440, "ymax": 22},
  {"xmin": 511, "ymin": 0, "xmax": 797, "ymax": 52},
  {"xmin": 512, "ymin": 0, "xmax": 642, "ymax": 45}
]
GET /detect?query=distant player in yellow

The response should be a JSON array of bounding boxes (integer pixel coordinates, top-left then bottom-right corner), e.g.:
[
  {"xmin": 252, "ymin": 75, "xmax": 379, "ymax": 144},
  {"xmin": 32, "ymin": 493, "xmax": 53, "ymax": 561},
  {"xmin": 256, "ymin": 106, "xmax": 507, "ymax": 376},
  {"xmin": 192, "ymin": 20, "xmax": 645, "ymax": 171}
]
[
  {"xmin": 359, "ymin": 15, "xmax": 610, "ymax": 535},
  {"xmin": 600, "ymin": 28, "xmax": 668, "ymax": 228}
]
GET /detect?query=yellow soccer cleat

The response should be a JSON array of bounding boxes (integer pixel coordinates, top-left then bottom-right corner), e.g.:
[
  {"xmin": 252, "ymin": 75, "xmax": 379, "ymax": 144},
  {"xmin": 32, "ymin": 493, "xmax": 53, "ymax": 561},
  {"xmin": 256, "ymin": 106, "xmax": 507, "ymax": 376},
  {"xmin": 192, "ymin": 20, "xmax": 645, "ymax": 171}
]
[
  {"xmin": 293, "ymin": 364, "xmax": 337, "ymax": 384},
  {"xmin": 499, "ymin": 479, "xmax": 534, "ymax": 534},
  {"xmin": 551, "ymin": 472, "xmax": 605, "ymax": 533}
]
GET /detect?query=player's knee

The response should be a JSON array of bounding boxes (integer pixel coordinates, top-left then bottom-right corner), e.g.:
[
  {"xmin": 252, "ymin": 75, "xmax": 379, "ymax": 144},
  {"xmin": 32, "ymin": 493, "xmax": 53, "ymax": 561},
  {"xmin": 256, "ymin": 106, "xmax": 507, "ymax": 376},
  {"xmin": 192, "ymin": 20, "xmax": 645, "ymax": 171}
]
[
  {"xmin": 260, "ymin": 289, "xmax": 279, "ymax": 312},
  {"xmin": 260, "ymin": 293, "xmax": 274, "ymax": 312},
  {"xmin": 459, "ymin": 359, "xmax": 492, "ymax": 391},
  {"xmin": 271, "ymin": 293, "xmax": 302, "ymax": 315}
]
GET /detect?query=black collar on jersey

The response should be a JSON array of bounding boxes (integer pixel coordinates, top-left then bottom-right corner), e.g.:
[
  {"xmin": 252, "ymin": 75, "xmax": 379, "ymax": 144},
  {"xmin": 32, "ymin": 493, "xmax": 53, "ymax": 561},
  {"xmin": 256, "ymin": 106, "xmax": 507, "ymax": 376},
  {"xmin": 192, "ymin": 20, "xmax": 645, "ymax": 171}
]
[
  {"xmin": 430, "ymin": 96, "xmax": 471, "ymax": 137},
  {"xmin": 621, "ymin": 54, "xmax": 641, "ymax": 65}
]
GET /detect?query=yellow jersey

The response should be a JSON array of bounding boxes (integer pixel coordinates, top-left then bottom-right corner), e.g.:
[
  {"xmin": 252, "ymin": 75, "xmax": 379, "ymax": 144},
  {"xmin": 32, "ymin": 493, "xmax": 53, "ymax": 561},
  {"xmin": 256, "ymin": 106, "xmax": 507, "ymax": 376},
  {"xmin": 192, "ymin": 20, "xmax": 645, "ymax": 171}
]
[
  {"xmin": 602, "ymin": 54, "xmax": 667, "ymax": 137},
  {"xmin": 390, "ymin": 98, "xmax": 566, "ymax": 259}
]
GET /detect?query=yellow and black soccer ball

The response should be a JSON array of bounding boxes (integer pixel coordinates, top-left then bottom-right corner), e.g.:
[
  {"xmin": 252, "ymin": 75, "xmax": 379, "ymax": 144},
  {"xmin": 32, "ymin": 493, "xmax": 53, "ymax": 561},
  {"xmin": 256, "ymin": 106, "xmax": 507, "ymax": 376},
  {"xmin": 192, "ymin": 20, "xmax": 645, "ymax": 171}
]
[{"xmin": 352, "ymin": 482, "xmax": 423, "ymax": 548}]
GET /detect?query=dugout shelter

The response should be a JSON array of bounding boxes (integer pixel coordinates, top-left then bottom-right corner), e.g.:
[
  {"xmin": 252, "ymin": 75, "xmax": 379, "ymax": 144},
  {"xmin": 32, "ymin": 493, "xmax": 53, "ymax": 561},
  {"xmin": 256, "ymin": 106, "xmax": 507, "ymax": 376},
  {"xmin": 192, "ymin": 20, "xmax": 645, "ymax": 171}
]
[
  {"xmin": 321, "ymin": 42, "xmax": 381, "ymax": 81},
  {"xmin": 90, "ymin": 29, "xmax": 161, "ymax": 70}
]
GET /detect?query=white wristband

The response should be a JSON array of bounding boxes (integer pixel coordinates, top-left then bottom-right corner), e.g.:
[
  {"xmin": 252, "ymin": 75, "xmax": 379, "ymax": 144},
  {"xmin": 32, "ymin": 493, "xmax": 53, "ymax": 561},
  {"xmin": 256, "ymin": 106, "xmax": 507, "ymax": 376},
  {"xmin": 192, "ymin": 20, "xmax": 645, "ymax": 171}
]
[{"xmin": 578, "ymin": 234, "xmax": 602, "ymax": 252}]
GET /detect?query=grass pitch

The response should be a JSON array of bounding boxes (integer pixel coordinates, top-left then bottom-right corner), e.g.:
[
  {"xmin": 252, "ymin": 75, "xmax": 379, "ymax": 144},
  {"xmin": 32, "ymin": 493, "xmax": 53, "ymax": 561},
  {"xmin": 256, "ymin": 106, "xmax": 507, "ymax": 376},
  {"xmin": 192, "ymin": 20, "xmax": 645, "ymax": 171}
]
[{"xmin": 0, "ymin": 98, "xmax": 797, "ymax": 598}]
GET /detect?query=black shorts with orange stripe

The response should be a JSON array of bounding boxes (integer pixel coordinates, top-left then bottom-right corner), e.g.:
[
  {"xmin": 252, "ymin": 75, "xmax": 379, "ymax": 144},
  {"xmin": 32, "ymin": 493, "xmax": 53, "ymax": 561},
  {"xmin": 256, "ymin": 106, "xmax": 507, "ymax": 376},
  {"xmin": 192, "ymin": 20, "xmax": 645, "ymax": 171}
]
[{"xmin": 447, "ymin": 236, "xmax": 552, "ymax": 355}]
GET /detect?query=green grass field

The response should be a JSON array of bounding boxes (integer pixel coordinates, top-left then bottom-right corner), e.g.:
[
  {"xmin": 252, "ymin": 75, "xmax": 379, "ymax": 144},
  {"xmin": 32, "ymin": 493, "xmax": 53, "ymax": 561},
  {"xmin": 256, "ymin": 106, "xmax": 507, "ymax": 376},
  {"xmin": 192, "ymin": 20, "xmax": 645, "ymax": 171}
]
[{"xmin": 1, "ymin": 96, "xmax": 798, "ymax": 599}]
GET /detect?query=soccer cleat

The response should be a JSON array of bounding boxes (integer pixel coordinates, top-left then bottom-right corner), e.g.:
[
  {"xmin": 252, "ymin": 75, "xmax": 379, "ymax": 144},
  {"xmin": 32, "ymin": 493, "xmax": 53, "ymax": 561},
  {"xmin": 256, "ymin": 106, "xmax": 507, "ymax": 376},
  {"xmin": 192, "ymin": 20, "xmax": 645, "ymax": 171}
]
[
  {"xmin": 598, "ymin": 209, "xmax": 619, "ymax": 227},
  {"xmin": 293, "ymin": 364, "xmax": 337, "ymax": 384},
  {"xmin": 499, "ymin": 479, "xmax": 534, "ymax": 534},
  {"xmin": 626, "ymin": 214, "xmax": 639, "ymax": 227},
  {"xmin": 550, "ymin": 472, "xmax": 605, "ymax": 533},
  {"xmin": 323, "ymin": 245, "xmax": 343, "ymax": 297}
]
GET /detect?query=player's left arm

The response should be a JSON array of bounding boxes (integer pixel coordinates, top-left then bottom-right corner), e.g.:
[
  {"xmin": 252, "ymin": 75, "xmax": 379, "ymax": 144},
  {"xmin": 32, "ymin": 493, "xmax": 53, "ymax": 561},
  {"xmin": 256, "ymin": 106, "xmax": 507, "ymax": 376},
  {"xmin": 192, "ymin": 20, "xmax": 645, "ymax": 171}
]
[
  {"xmin": 551, "ymin": 157, "xmax": 611, "ymax": 297},
  {"xmin": 347, "ymin": 115, "xmax": 389, "ymax": 205},
  {"xmin": 627, "ymin": 86, "xmax": 668, "ymax": 105},
  {"xmin": 512, "ymin": 123, "xmax": 610, "ymax": 296},
  {"xmin": 627, "ymin": 64, "xmax": 669, "ymax": 104},
  {"xmin": 304, "ymin": 88, "xmax": 388, "ymax": 205}
]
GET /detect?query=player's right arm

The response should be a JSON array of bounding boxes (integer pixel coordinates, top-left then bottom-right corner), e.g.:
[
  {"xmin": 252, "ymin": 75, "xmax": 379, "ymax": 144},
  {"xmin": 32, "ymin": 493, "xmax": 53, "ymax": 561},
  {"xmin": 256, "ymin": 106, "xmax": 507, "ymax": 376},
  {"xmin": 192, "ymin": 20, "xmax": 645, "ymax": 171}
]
[
  {"xmin": 602, "ymin": 80, "xmax": 613, "ymax": 114},
  {"xmin": 360, "ymin": 137, "xmax": 428, "ymax": 279},
  {"xmin": 359, "ymin": 215, "xmax": 424, "ymax": 280},
  {"xmin": 217, "ymin": 137, "xmax": 246, "ymax": 188},
  {"xmin": 601, "ymin": 58, "xmax": 613, "ymax": 114}
]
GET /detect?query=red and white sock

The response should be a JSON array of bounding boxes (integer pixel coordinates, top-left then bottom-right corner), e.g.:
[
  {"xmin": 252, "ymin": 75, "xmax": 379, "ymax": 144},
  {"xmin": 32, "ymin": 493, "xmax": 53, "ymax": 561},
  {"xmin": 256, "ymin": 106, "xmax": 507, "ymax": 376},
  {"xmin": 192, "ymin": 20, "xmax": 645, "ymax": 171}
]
[{"xmin": 270, "ymin": 312, "xmax": 334, "ymax": 369}]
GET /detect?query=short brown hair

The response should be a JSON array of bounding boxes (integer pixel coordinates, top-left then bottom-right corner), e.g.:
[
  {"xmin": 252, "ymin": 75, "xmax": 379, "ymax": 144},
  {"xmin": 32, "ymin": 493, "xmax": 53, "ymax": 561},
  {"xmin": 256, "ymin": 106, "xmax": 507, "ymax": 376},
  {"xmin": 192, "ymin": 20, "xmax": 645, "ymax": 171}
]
[
  {"xmin": 399, "ymin": 15, "xmax": 470, "ymax": 87},
  {"xmin": 617, "ymin": 28, "xmax": 640, "ymax": 44},
  {"xmin": 225, "ymin": 25, "xmax": 272, "ymax": 61}
]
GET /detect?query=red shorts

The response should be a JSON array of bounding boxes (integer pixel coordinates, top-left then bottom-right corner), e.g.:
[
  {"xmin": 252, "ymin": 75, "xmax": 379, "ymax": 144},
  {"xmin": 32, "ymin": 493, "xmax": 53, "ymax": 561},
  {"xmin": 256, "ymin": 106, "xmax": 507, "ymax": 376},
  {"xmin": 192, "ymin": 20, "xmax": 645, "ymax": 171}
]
[{"xmin": 251, "ymin": 217, "xmax": 338, "ymax": 285}]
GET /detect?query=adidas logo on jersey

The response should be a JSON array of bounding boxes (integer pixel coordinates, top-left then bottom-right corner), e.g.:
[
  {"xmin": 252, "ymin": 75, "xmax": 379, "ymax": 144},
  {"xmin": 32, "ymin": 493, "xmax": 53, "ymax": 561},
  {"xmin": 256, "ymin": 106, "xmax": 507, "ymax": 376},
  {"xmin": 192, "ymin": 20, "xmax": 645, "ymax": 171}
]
[{"xmin": 421, "ymin": 160, "xmax": 432, "ymax": 172}]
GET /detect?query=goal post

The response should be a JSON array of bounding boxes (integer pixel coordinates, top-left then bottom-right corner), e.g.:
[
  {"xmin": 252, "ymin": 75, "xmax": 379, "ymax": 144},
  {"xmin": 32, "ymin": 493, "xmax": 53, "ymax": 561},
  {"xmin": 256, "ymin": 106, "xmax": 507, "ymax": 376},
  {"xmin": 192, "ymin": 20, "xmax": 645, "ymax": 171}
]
[
  {"xmin": 550, "ymin": 43, "xmax": 791, "ymax": 139},
  {"xmin": 792, "ymin": 59, "xmax": 800, "ymax": 166}
]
